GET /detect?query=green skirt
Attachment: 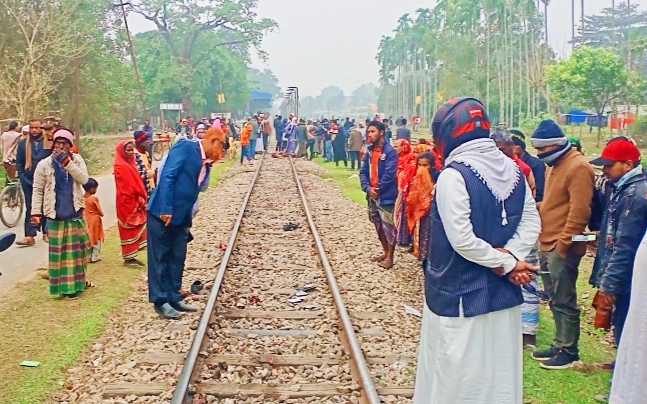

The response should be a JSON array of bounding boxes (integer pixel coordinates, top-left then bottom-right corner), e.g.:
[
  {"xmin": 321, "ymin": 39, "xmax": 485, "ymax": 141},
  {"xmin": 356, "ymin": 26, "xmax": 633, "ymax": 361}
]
[{"xmin": 48, "ymin": 218, "xmax": 91, "ymax": 296}]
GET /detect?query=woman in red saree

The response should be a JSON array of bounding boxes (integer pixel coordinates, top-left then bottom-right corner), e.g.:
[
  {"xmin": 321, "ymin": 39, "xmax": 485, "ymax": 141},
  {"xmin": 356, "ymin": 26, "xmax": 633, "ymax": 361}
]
[
  {"xmin": 114, "ymin": 140, "xmax": 147, "ymax": 265},
  {"xmin": 393, "ymin": 139, "xmax": 418, "ymax": 247}
]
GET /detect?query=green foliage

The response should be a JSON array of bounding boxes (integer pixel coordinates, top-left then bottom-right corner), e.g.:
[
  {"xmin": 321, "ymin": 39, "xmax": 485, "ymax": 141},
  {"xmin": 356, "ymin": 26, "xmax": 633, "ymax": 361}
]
[
  {"xmin": 546, "ymin": 47, "xmax": 629, "ymax": 115},
  {"xmin": 518, "ymin": 112, "xmax": 559, "ymax": 132},
  {"xmin": 247, "ymin": 68, "xmax": 280, "ymax": 98}
]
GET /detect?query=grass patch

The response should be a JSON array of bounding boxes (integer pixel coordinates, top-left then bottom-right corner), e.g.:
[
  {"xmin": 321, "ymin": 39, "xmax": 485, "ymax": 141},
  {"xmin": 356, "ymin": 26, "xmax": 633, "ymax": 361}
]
[
  {"xmin": 0, "ymin": 228, "xmax": 143, "ymax": 404},
  {"xmin": 316, "ymin": 157, "xmax": 614, "ymax": 403},
  {"xmin": 310, "ymin": 156, "xmax": 366, "ymax": 205},
  {"xmin": 209, "ymin": 157, "xmax": 236, "ymax": 186}
]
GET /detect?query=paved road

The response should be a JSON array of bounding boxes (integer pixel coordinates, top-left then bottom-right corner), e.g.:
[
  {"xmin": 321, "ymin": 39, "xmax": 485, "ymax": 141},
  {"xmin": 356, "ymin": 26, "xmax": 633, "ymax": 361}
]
[{"xmin": 0, "ymin": 174, "xmax": 117, "ymax": 293}]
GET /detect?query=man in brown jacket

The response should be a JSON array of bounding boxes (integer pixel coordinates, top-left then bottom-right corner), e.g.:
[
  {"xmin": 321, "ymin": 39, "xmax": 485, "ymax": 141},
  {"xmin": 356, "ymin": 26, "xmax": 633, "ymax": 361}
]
[{"xmin": 529, "ymin": 120, "xmax": 594, "ymax": 370}]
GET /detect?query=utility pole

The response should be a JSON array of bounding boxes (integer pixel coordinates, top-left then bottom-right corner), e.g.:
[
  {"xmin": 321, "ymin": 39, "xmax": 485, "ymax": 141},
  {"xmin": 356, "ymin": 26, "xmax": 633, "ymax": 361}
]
[
  {"xmin": 118, "ymin": 0, "xmax": 148, "ymax": 121},
  {"xmin": 572, "ymin": 0, "xmax": 575, "ymax": 50},
  {"xmin": 73, "ymin": 57, "xmax": 81, "ymax": 149}
]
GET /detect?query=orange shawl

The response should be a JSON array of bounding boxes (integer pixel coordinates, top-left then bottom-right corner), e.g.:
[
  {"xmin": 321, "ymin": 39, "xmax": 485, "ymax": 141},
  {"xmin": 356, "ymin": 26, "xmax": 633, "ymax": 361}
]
[
  {"xmin": 405, "ymin": 166, "xmax": 435, "ymax": 233},
  {"xmin": 397, "ymin": 140, "xmax": 417, "ymax": 191}
]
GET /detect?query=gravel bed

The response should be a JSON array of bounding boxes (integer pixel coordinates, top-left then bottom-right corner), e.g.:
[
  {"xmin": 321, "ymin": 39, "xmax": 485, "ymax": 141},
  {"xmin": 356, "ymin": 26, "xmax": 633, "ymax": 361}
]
[
  {"xmin": 48, "ymin": 161, "xmax": 258, "ymax": 404},
  {"xmin": 295, "ymin": 159, "xmax": 424, "ymax": 403},
  {"xmin": 196, "ymin": 156, "xmax": 355, "ymax": 403}
]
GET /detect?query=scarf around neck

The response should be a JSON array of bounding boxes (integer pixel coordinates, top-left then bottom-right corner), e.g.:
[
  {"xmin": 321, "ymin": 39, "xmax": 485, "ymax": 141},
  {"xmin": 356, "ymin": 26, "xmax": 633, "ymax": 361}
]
[
  {"xmin": 537, "ymin": 141, "xmax": 571, "ymax": 166},
  {"xmin": 445, "ymin": 138, "xmax": 521, "ymax": 225}
]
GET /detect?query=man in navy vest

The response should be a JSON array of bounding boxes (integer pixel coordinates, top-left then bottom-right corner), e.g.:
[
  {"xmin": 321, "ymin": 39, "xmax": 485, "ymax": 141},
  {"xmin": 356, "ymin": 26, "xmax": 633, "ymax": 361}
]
[
  {"xmin": 413, "ymin": 98, "xmax": 541, "ymax": 404},
  {"xmin": 147, "ymin": 128, "xmax": 225, "ymax": 319}
]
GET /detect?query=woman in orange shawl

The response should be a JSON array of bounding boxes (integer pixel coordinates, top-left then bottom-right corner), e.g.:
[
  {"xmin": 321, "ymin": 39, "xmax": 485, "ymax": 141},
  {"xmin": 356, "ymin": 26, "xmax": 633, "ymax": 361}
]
[
  {"xmin": 393, "ymin": 139, "xmax": 418, "ymax": 247},
  {"xmin": 406, "ymin": 151, "xmax": 440, "ymax": 260},
  {"xmin": 114, "ymin": 140, "xmax": 148, "ymax": 265}
]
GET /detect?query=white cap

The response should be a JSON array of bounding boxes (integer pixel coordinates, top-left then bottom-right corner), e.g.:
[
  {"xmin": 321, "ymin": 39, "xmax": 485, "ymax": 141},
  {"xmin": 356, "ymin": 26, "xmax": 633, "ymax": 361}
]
[
  {"xmin": 22, "ymin": 125, "xmax": 29, "ymax": 133},
  {"xmin": 197, "ymin": 124, "xmax": 205, "ymax": 130}
]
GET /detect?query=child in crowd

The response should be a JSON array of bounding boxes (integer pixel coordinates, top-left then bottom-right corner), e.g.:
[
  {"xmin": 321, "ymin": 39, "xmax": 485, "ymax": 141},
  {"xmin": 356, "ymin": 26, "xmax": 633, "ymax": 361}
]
[{"xmin": 83, "ymin": 178, "xmax": 105, "ymax": 263}]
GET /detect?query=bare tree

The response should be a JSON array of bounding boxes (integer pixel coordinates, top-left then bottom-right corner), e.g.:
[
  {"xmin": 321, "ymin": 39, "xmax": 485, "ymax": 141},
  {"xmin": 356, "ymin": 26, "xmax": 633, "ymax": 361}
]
[{"xmin": 0, "ymin": 0, "xmax": 89, "ymax": 120}]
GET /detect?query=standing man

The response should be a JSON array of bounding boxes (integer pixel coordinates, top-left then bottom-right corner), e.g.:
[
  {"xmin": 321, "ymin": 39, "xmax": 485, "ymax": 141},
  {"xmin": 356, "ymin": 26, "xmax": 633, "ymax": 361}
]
[
  {"xmin": 511, "ymin": 129, "xmax": 546, "ymax": 202},
  {"xmin": 295, "ymin": 119, "xmax": 307, "ymax": 158},
  {"xmin": 261, "ymin": 113, "xmax": 271, "ymax": 151},
  {"xmin": 589, "ymin": 139, "xmax": 647, "ymax": 365},
  {"xmin": 249, "ymin": 115, "xmax": 259, "ymax": 157},
  {"xmin": 396, "ymin": 118, "xmax": 412, "ymax": 142},
  {"xmin": 383, "ymin": 119, "xmax": 393, "ymax": 143},
  {"xmin": 1, "ymin": 121, "xmax": 22, "ymax": 184},
  {"xmin": 15, "ymin": 118, "xmax": 52, "ymax": 246},
  {"xmin": 143, "ymin": 119, "xmax": 155, "ymax": 158},
  {"xmin": 347, "ymin": 124, "xmax": 363, "ymax": 170},
  {"xmin": 530, "ymin": 119, "xmax": 594, "ymax": 369},
  {"xmin": 359, "ymin": 121, "xmax": 398, "ymax": 269},
  {"xmin": 274, "ymin": 115, "xmax": 284, "ymax": 152},
  {"xmin": 133, "ymin": 130, "xmax": 156, "ymax": 197},
  {"xmin": 147, "ymin": 128, "xmax": 225, "ymax": 319},
  {"xmin": 414, "ymin": 98, "xmax": 540, "ymax": 404}
]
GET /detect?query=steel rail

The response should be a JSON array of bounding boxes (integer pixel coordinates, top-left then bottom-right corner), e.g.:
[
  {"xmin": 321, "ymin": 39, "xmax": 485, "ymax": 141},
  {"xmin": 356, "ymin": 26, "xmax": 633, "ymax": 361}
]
[
  {"xmin": 288, "ymin": 157, "xmax": 382, "ymax": 404},
  {"xmin": 171, "ymin": 154, "xmax": 265, "ymax": 404}
]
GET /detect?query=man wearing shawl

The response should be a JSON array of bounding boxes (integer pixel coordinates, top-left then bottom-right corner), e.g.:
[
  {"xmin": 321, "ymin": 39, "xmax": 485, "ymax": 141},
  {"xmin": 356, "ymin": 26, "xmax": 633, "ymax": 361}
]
[
  {"xmin": 393, "ymin": 139, "xmax": 417, "ymax": 247},
  {"xmin": 147, "ymin": 128, "xmax": 225, "ymax": 319},
  {"xmin": 133, "ymin": 130, "xmax": 156, "ymax": 196},
  {"xmin": 414, "ymin": 98, "xmax": 540, "ymax": 404},
  {"xmin": 15, "ymin": 118, "xmax": 52, "ymax": 246},
  {"xmin": 113, "ymin": 140, "xmax": 148, "ymax": 265}
]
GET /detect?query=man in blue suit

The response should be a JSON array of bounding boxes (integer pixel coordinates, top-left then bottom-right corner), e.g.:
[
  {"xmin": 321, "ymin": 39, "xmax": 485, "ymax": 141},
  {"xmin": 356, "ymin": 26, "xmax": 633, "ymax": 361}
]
[{"xmin": 147, "ymin": 128, "xmax": 225, "ymax": 319}]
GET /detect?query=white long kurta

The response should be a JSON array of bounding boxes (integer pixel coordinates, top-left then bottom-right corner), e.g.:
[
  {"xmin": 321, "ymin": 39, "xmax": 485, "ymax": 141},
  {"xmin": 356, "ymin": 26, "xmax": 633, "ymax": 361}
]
[
  {"xmin": 609, "ymin": 233, "xmax": 647, "ymax": 404},
  {"xmin": 413, "ymin": 167, "xmax": 541, "ymax": 404}
]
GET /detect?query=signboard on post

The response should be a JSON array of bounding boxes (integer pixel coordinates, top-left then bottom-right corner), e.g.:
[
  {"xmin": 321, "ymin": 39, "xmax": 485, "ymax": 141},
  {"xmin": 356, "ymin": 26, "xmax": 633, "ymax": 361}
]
[{"xmin": 160, "ymin": 103, "xmax": 183, "ymax": 111}]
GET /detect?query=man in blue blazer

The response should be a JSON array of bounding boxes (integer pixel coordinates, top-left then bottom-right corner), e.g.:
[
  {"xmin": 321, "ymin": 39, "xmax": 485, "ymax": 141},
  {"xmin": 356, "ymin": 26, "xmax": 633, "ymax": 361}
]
[{"xmin": 147, "ymin": 128, "xmax": 225, "ymax": 319}]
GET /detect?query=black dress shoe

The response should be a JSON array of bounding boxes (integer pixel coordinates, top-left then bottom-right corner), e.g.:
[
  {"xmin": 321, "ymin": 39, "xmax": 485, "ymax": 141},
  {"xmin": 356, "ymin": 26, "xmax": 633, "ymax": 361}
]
[
  {"xmin": 171, "ymin": 301, "xmax": 197, "ymax": 312},
  {"xmin": 154, "ymin": 303, "xmax": 183, "ymax": 319}
]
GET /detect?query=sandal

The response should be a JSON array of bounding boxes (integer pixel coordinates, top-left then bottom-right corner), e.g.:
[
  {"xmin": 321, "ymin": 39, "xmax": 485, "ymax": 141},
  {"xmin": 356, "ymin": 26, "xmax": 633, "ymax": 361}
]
[{"xmin": 85, "ymin": 280, "xmax": 96, "ymax": 288}]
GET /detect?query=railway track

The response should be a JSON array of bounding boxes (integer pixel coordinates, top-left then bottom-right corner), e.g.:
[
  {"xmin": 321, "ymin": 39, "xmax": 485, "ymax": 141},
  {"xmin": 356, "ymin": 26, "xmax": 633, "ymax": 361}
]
[{"xmin": 100, "ymin": 152, "xmax": 416, "ymax": 403}]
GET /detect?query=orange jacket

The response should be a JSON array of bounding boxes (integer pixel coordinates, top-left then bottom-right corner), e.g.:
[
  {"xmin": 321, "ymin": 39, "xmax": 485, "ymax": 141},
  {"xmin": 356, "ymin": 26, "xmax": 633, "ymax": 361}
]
[{"xmin": 240, "ymin": 124, "xmax": 251, "ymax": 146}]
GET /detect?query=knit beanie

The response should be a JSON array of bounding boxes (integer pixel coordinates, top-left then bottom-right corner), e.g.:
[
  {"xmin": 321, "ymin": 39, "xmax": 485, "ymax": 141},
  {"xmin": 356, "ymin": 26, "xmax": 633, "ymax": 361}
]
[
  {"xmin": 134, "ymin": 130, "xmax": 148, "ymax": 144},
  {"xmin": 510, "ymin": 129, "xmax": 526, "ymax": 150},
  {"xmin": 531, "ymin": 120, "xmax": 567, "ymax": 148}
]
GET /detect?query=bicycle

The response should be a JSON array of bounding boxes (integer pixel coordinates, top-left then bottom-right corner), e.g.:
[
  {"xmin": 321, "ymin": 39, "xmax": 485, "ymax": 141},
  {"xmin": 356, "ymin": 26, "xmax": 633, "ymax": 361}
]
[
  {"xmin": 152, "ymin": 133, "xmax": 171, "ymax": 161},
  {"xmin": 0, "ymin": 178, "xmax": 24, "ymax": 228}
]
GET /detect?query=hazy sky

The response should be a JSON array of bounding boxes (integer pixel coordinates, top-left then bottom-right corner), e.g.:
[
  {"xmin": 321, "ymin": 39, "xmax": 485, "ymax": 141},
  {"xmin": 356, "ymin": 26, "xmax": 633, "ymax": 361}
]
[{"xmin": 130, "ymin": 0, "xmax": 647, "ymax": 96}]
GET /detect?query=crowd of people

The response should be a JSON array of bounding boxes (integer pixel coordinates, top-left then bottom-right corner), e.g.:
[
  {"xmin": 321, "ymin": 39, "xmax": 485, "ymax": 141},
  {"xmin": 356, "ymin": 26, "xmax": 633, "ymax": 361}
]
[
  {"xmin": 358, "ymin": 98, "xmax": 645, "ymax": 404},
  {"xmin": 2, "ymin": 101, "xmax": 646, "ymax": 402},
  {"xmin": 0, "ymin": 117, "xmax": 226, "ymax": 310}
]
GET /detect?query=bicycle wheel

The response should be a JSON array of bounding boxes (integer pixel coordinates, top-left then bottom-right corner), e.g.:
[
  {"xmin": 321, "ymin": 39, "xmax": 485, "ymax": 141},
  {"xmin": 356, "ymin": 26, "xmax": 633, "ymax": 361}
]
[
  {"xmin": 0, "ymin": 185, "xmax": 24, "ymax": 228},
  {"xmin": 153, "ymin": 142, "xmax": 163, "ymax": 161}
]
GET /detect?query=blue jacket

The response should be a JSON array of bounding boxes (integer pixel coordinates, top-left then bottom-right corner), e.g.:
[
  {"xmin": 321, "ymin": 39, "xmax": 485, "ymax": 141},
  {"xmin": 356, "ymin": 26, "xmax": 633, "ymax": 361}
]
[
  {"xmin": 148, "ymin": 140, "xmax": 203, "ymax": 228},
  {"xmin": 15, "ymin": 135, "xmax": 52, "ymax": 188},
  {"xmin": 359, "ymin": 141, "xmax": 398, "ymax": 206},
  {"xmin": 590, "ymin": 169, "xmax": 647, "ymax": 296},
  {"xmin": 521, "ymin": 152, "xmax": 546, "ymax": 202}
]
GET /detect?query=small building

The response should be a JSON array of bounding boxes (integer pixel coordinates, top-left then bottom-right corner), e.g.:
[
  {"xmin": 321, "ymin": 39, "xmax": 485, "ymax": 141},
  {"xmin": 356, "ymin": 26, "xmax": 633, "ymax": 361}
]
[{"xmin": 247, "ymin": 91, "xmax": 273, "ymax": 115}]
